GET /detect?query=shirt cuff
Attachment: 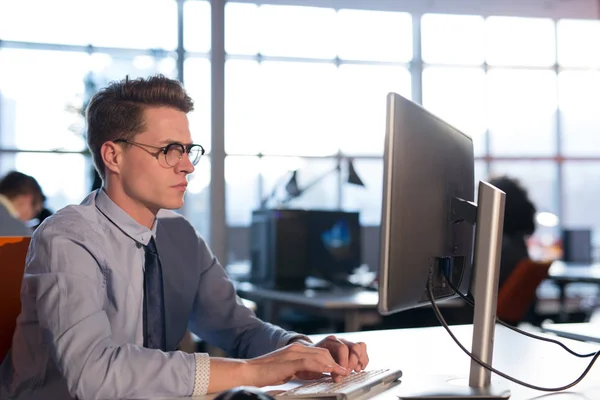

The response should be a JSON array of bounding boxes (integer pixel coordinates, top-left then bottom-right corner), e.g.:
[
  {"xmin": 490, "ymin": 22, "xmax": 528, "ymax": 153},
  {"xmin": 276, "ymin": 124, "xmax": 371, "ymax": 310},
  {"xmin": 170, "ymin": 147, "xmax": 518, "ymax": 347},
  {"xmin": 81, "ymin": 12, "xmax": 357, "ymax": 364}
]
[
  {"xmin": 277, "ymin": 333, "xmax": 312, "ymax": 349},
  {"xmin": 192, "ymin": 353, "xmax": 210, "ymax": 397}
]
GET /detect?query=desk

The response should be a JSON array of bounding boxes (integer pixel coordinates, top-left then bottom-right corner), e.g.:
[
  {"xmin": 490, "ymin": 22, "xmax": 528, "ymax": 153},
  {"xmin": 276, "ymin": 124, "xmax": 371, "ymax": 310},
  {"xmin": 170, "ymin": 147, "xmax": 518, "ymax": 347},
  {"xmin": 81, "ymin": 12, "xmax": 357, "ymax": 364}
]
[
  {"xmin": 547, "ymin": 262, "xmax": 600, "ymax": 321},
  {"xmin": 234, "ymin": 282, "xmax": 381, "ymax": 332},
  {"xmin": 159, "ymin": 324, "xmax": 600, "ymax": 400},
  {"xmin": 542, "ymin": 321, "xmax": 600, "ymax": 344},
  {"xmin": 235, "ymin": 282, "xmax": 466, "ymax": 332}
]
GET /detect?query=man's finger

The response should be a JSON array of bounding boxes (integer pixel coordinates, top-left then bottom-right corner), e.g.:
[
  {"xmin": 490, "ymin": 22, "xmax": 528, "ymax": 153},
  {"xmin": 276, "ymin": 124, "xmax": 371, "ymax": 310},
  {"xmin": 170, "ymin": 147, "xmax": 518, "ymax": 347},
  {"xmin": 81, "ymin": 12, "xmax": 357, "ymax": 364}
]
[
  {"xmin": 347, "ymin": 348, "xmax": 360, "ymax": 372},
  {"xmin": 356, "ymin": 342, "xmax": 369, "ymax": 370},
  {"xmin": 340, "ymin": 339, "xmax": 367, "ymax": 372},
  {"xmin": 295, "ymin": 356, "xmax": 347, "ymax": 377},
  {"xmin": 323, "ymin": 336, "xmax": 350, "ymax": 370}
]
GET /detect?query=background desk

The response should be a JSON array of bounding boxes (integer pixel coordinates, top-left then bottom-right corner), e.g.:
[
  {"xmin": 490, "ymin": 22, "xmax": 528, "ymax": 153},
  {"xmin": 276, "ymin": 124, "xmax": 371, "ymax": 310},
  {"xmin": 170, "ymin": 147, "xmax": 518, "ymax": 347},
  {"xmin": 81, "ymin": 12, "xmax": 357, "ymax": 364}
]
[
  {"xmin": 234, "ymin": 281, "xmax": 381, "ymax": 332},
  {"xmin": 547, "ymin": 262, "xmax": 600, "ymax": 321},
  {"xmin": 542, "ymin": 321, "xmax": 600, "ymax": 344},
  {"xmin": 159, "ymin": 324, "xmax": 600, "ymax": 400},
  {"xmin": 235, "ymin": 282, "xmax": 465, "ymax": 332}
]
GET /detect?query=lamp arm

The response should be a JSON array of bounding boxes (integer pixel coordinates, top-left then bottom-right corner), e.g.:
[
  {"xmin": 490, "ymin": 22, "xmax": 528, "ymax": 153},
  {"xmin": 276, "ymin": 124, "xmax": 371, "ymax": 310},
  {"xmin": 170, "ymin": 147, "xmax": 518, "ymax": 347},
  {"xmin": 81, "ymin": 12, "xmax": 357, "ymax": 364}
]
[
  {"xmin": 260, "ymin": 171, "xmax": 293, "ymax": 209},
  {"xmin": 281, "ymin": 165, "xmax": 340, "ymax": 204}
]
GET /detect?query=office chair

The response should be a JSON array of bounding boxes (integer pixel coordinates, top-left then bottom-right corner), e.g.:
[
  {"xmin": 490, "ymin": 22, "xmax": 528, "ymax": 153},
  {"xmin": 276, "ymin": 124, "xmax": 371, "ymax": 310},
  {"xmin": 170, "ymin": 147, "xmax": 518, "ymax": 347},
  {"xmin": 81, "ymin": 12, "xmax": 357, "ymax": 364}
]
[
  {"xmin": 497, "ymin": 258, "xmax": 552, "ymax": 326},
  {"xmin": 0, "ymin": 236, "xmax": 30, "ymax": 360}
]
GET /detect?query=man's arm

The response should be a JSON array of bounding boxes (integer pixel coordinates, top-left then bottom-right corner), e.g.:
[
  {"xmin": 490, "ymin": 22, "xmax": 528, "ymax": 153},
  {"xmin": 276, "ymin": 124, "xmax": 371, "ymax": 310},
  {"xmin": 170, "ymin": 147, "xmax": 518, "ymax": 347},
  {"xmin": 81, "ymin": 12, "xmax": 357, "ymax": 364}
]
[
  {"xmin": 27, "ymin": 226, "xmax": 198, "ymax": 400},
  {"xmin": 189, "ymin": 237, "xmax": 307, "ymax": 360},
  {"xmin": 205, "ymin": 343, "xmax": 348, "ymax": 393}
]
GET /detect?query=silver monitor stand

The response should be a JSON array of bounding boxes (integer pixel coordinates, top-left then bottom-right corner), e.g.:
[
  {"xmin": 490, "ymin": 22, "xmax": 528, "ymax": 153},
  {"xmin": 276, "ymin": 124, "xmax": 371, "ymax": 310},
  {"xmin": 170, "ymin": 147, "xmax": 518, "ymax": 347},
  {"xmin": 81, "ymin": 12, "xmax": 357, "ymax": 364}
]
[{"xmin": 397, "ymin": 181, "xmax": 511, "ymax": 399}]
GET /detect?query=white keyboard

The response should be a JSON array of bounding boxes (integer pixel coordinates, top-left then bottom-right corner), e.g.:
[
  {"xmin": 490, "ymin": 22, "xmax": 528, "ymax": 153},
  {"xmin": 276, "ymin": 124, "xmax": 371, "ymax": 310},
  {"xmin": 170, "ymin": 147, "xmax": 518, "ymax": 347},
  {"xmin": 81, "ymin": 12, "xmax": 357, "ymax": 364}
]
[{"xmin": 275, "ymin": 368, "xmax": 402, "ymax": 400}]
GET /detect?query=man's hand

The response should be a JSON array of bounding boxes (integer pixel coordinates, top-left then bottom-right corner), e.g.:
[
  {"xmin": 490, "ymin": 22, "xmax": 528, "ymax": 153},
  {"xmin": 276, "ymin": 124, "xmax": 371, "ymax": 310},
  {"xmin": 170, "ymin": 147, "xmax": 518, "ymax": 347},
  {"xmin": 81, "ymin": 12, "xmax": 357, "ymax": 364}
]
[
  {"xmin": 286, "ymin": 336, "xmax": 369, "ymax": 382},
  {"xmin": 313, "ymin": 335, "xmax": 369, "ymax": 382},
  {"xmin": 243, "ymin": 342, "xmax": 348, "ymax": 388}
]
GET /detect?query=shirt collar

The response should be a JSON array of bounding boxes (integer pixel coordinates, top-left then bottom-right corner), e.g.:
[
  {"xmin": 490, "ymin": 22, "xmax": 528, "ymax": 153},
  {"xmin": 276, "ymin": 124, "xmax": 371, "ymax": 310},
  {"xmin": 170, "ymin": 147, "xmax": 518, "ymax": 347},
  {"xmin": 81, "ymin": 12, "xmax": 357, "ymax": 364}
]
[
  {"xmin": 0, "ymin": 194, "xmax": 19, "ymax": 218},
  {"xmin": 94, "ymin": 189, "xmax": 157, "ymax": 246}
]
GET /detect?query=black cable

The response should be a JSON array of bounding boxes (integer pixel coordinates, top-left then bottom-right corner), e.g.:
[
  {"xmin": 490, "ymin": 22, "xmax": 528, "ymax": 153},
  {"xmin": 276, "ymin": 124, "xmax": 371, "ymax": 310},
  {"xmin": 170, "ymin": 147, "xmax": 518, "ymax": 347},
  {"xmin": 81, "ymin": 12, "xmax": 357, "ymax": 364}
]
[
  {"xmin": 443, "ymin": 275, "xmax": 597, "ymax": 359},
  {"xmin": 427, "ymin": 274, "xmax": 600, "ymax": 392}
]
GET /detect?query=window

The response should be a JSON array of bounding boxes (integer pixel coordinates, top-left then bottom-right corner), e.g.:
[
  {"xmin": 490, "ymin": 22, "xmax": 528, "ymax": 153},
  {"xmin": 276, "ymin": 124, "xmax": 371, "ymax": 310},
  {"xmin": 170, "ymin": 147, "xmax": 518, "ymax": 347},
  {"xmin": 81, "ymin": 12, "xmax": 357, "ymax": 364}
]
[
  {"xmin": 185, "ymin": 157, "xmax": 211, "ymax": 241},
  {"xmin": 422, "ymin": 14, "xmax": 485, "ymax": 65},
  {"xmin": 557, "ymin": 19, "xmax": 600, "ymax": 68},
  {"xmin": 257, "ymin": 5, "xmax": 337, "ymax": 58},
  {"xmin": 184, "ymin": 57, "xmax": 211, "ymax": 149},
  {"xmin": 225, "ymin": 61, "xmax": 338, "ymax": 156},
  {"xmin": 262, "ymin": 157, "xmax": 339, "ymax": 210},
  {"xmin": 225, "ymin": 2, "xmax": 259, "ymax": 55},
  {"xmin": 489, "ymin": 160, "xmax": 560, "ymax": 260},
  {"xmin": 226, "ymin": 156, "xmax": 260, "ymax": 226},
  {"xmin": 558, "ymin": 71, "xmax": 600, "ymax": 156},
  {"xmin": 0, "ymin": 49, "xmax": 89, "ymax": 151},
  {"xmin": 184, "ymin": 0, "xmax": 211, "ymax": 53},
  {"xmin": 489, "ymin": 160, "xmax": 559, "ymax": 236},
  {"xmin": 90, "ymin": 54, "xmax": 178, "ymax": 83},
  {"xmin": 336, "ymin": 9, "xmax": 412, "ymax": 62},
  {"xmin": 337, "ymin": 64, "xmax": 411, "ymax": 156},
  {"xmin": 342, "ymin": 159, "xmax": 383, "ymax": 226},
  {"xmin": 0, "ymin": 0, "xmax": 178, "ymax": 49},
  {"xmin": 563, "ymin": 162, "xmax": 600, "ymax": 247},
  {"xmin": 485, "ymin": 17, "xmax": 556, "ymax": 67},
  {"xmin": 422, "ymin": 67, "xmax": 486, "ymax": 156},
  {"xmin": 487, "ymin": 69, "xmax": 557, "ymax": 156}
]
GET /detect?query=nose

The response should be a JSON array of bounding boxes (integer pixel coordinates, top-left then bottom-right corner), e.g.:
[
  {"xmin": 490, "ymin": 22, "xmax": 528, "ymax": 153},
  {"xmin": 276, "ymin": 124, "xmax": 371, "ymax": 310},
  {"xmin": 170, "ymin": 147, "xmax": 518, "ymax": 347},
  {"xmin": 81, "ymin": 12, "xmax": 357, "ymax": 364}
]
[{"xmin": 176, "ymin": 152, "xmax": 195, "ymax": 175}]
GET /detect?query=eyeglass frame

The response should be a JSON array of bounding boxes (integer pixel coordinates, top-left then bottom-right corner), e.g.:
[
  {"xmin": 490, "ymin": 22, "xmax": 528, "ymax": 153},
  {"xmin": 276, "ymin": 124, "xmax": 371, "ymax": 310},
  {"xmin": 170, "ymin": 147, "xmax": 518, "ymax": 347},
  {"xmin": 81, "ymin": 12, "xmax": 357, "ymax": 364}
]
[{"xmin": 113, "ymin": 139, "xmax": 205, "ymax": 167}]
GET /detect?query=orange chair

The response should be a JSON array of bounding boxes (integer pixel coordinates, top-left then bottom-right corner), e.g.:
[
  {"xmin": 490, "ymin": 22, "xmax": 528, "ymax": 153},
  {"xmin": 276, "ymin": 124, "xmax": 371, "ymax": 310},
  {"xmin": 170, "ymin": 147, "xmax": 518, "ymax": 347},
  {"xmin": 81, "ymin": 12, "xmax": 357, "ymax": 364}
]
[
  {"xmin": 497, "ymin": 258, "xmax": 552, "ymax": 325},
  {"xmin": 0, "ymin": 236, "xmax": 30, "ymax": 361}
]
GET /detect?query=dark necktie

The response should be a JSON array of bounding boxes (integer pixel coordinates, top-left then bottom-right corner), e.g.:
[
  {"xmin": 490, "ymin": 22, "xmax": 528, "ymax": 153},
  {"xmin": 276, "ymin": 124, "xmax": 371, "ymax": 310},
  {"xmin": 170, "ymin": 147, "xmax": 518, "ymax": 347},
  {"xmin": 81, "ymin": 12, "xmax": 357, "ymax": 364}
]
[{"xmin": 143, "ymin": 237, "xmax": 166, "ymax": 351}]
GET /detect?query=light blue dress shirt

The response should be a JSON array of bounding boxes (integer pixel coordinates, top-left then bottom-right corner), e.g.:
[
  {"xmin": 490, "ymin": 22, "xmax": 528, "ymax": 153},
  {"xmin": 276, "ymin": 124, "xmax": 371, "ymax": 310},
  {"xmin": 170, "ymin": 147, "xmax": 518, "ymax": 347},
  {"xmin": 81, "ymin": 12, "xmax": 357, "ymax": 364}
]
[{"xmin": 0, "ymin": 189, "xmax": 302, "ymax": 400}]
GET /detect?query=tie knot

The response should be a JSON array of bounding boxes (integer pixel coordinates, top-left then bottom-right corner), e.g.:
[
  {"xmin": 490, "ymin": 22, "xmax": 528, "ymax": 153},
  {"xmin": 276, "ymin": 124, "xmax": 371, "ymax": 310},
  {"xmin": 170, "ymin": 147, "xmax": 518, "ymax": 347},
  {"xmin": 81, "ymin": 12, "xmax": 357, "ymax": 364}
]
[{"xmin": 145, "ymin": 237, "xmax": 158, "ymax": 254}]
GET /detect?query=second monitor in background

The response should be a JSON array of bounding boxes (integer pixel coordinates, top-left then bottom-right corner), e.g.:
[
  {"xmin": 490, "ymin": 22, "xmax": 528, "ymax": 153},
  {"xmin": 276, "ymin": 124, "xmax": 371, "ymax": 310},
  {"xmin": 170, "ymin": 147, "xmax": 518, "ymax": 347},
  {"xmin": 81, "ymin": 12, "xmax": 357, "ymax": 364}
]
[
  {"xmin": 249, "ymin": 209, "xmax": 362, "ymax": 290},
  {"xmin": 562, "ymin": 228, "xmax": 593, "ymax": 264},
  {"xmin": 307, "ymin": 210, "xmax": 361, "ymax": 286}
]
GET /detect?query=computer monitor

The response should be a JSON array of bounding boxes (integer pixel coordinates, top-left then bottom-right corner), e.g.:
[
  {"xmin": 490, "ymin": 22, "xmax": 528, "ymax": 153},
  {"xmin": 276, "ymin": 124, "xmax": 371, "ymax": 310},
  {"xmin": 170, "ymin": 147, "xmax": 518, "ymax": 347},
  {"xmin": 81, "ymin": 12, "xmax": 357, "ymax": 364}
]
[
  {"xmin": 307, "ymin": 210, "xmax": 361, "ymax": 284},
  {"xmin": 378, "ymin": 93, "xmax": 510, "ymax": 398}
]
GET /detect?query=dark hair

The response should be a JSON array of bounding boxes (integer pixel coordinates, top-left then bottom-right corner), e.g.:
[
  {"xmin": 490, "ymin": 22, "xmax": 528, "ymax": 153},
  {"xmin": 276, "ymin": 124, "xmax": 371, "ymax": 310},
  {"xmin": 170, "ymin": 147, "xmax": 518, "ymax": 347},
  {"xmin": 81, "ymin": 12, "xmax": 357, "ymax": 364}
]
[
  {"xmin": 0, "ymin": 171, "xmax": 45, "ymax": 204},
  {"xmin": 85, "ymin": 74, "xmax": 195, "ymax": 179},
  {"xmin": 488, "ymin": 175, "xmax": 536, "ymax": 237}
]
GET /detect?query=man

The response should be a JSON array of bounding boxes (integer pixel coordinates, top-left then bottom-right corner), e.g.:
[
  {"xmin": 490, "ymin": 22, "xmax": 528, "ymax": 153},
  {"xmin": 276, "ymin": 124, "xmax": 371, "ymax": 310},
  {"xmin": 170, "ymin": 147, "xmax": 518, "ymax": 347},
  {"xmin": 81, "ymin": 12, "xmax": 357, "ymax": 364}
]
[
  {"xmin": 0, "ymin": 75, "xmax": 368, "ymax": 400},
  {"xmin": 0, "ymin": 171, "xmax": 45, "ymax": 236}
]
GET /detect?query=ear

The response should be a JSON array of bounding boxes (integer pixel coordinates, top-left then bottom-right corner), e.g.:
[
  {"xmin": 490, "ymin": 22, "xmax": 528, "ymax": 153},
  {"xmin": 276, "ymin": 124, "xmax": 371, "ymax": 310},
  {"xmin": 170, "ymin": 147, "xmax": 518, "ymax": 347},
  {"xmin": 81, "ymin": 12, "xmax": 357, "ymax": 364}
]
[{"xmin": 101, "ymin": 141, "xmax": 123, "ymax": 176}]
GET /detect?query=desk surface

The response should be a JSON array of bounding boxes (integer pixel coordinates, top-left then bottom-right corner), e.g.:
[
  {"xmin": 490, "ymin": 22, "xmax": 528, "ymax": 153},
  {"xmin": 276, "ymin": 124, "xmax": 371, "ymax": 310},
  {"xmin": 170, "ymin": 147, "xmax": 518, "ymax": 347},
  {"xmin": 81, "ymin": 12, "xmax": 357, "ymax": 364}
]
[
  {"xmin": 158, "ymin": 324, "xmax": 600, "ymax": 400},
  {"xmin": 235, "ymin": 282, "xmax": 464, "ymax": 310},
  {"xmin": 549, "ymin": 261, "xmax": 600, "ymax": 284},
  {"xmin": 542, "ymin": 322, "xmax": 600, "ymax": 344},
  {"xmin": 235, "ymin": 281, "xmax": 379, "ymax": 310}
]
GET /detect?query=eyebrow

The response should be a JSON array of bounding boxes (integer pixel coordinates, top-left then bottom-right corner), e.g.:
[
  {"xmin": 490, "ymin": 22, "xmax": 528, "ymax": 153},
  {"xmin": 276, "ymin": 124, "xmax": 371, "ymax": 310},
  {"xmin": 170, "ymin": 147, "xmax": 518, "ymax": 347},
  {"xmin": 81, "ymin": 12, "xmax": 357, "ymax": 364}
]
[{"xmin": 159, "ymin": 139, "xmax": 194, "ymax": 146}]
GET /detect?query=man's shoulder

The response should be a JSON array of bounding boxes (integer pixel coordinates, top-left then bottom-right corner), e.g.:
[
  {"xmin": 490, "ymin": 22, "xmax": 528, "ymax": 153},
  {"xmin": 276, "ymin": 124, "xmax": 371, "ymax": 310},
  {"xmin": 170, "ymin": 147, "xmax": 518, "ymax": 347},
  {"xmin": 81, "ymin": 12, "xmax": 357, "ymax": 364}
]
[
  {"xmin": 43, "ymin": 204, "xmax": 96, "ymax": 229},
  {"xmin": 156, "ymin": 210, "xmax": 212, "ymax": 253},
  {"xmin": 34, "ymin": 200, "xmax": 101, "ymax": 243},
  {"xmin": 157, "ymin": 209, "xmax": 196, "ymax": 235}
]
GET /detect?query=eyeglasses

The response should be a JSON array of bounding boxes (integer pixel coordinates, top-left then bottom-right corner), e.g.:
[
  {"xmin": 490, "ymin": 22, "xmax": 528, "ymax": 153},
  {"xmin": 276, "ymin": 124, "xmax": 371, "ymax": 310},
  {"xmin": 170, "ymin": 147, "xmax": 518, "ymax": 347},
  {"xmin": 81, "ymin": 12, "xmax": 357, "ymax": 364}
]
[{"xmin": 114, "ymin": 139, "xmax": 205, "ymax": 167}]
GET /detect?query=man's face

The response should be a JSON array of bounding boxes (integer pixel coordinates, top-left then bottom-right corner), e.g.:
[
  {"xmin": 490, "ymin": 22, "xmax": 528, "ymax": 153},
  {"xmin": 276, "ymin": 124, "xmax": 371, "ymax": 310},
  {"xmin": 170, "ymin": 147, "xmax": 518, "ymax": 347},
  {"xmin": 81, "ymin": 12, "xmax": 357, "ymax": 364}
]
[
  {"xmin": 13, "ymin": 194, "xmax": 42, "ymax": 222},
  {"xmin": 119, "ymin": 106, "xmax": 196, "ymax": 212}
]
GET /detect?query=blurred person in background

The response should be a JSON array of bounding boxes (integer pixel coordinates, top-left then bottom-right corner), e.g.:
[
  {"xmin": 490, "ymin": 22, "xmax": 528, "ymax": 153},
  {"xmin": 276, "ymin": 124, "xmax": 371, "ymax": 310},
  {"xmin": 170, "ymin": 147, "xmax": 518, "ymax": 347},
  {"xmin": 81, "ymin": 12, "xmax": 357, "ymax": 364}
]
[
  {"xmin": 0, "ymin": 171, "xmax": 45, "ymax": 236},
  {"xmin": 488, "ymin": 175, "xmax": 537, "ymax": 288}
]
